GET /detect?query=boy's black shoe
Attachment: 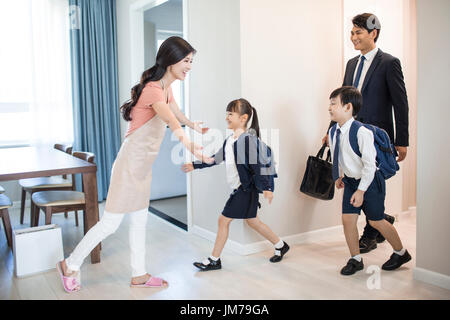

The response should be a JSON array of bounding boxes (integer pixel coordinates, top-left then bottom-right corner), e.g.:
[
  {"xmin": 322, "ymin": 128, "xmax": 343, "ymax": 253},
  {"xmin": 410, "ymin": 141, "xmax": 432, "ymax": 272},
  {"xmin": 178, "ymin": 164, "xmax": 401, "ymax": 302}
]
[
  {"xmin": 359, "ymin": 236, "xmax": 377, "ymax": 253},
  {"xmin": 340, "ymin": 258, "xmax": 364, "ymax": 276},
  {"xmin": 270, "ymin": 242, "xmax": 290, "ymax": 263},
  {"xmin": 376, "ymin": 214, "xmax": 395, "ymax": 243},
  {"xmin": 382, "ymin": 250, "xmax": 412, "ymax": 270},
  {"xmin": 193, "ymin": 258, "xmax": 222, "ymax": 271}
]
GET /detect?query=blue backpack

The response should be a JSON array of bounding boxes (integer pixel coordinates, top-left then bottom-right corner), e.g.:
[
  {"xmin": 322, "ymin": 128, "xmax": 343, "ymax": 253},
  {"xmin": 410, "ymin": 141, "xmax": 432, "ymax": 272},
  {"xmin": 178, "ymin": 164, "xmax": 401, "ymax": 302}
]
[
  {"xmin": 330, "ymin": 120, "xmax": 399, "ymax": 180},
  {"xmin": 239, "ymin": 132, "xmax": 278, "ymax": 192}
]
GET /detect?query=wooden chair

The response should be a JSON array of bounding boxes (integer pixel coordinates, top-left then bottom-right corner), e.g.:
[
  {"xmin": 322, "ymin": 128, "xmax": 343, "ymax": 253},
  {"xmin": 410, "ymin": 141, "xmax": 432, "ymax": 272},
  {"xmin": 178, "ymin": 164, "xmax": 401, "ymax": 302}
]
[
  {"xmin": 0, "ymin": 194, "xmax": 13, "ymax": 248},
  {"xmin": 31, "ymin": 152, "xmax": 95, "ymax": 228},
  {"xmin": 19, "ymin": 143, "xmax": 79, "ymax": 226}
]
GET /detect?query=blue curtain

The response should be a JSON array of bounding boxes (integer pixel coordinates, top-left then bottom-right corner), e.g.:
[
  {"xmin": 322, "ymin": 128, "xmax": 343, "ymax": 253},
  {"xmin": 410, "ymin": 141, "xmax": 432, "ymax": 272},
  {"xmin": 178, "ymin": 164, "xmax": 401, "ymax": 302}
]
[{"xmin": 69, "ymin": 0, "xmax": 121, "ymax": 200}]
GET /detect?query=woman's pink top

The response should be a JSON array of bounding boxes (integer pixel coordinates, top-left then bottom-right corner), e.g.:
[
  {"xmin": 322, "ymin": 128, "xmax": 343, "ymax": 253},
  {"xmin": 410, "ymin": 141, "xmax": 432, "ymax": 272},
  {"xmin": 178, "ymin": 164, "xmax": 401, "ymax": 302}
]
[{"xmin": 125, "ymin": 81, "xmax": 174, "ymax": 137}]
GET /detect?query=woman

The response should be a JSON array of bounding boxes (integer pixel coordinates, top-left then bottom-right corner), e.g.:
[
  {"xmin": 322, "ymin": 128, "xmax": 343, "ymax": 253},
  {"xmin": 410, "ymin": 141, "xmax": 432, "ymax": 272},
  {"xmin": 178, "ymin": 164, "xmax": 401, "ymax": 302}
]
[{"xmin": 57, "ymin": 36, "xmax": 212, "ymax": 292}]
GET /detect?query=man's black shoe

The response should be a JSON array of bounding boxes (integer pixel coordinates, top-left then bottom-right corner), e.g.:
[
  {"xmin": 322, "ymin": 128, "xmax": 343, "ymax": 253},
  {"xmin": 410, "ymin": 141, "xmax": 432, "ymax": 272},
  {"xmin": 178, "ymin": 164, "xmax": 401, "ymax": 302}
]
[
  {"xmin": 359, "ymin": 237, "xmax": 377, "ymax": 254},
  {"xmin": 376, "ymin": 214, "xmax": 395, "ymax": 243},
  {"xmin": 270, "ymin": 242, "xmax": 290, "ymax": 263},
  {"xmin": 340, "ymin": 258, "xmax": 364, "ymax": 276},
  {"xmin": 193, "ymin": 258, "xmax": 222, "ymax": 271},
  {"xmin": 382, "ymin": 250, "xmax": 412, "ymax": 270}
]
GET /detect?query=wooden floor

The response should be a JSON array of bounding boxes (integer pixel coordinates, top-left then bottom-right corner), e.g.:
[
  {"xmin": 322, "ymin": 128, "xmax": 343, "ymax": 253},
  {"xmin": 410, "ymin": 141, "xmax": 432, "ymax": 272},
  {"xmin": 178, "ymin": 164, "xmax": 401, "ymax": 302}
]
[{"xmin": 0, "ymin": 202, "xmax": 449, "ymax": 300}]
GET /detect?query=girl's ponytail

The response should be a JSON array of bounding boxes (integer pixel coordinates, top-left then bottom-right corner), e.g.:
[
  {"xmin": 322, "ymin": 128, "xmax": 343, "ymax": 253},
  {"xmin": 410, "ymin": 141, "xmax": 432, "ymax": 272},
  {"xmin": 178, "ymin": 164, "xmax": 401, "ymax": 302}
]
[{"xmin": 249, "ymin": 106, "xmax": 260, "ymax": 138}]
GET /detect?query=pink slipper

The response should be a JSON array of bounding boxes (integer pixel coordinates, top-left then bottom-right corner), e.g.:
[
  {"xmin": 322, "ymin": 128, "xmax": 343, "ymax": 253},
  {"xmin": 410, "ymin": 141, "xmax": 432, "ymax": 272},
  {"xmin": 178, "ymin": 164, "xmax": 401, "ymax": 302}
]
[
  {"xmin": 56, "ymin": 262, "xmax": 81, "ymax": 293},
  {"xmin": 130, "ymin": 276, "xmax": 168, "ymax": 288}
]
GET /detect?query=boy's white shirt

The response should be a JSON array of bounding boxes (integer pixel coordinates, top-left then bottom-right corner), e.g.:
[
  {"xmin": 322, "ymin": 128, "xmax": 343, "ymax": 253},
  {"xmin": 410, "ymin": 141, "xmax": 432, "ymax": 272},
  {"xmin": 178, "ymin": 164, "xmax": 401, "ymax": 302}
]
[
  {"xmin": 328, "ymin": 117, "xmax": 377, "ymax": 191},
  {"xmin": 225, "ymin": 135, "xmax": 242, "ymax": 190}
]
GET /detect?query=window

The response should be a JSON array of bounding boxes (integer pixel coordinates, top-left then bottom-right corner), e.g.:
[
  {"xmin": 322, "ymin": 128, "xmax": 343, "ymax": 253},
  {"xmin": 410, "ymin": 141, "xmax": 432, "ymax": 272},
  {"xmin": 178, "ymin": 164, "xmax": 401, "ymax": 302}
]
[{"xmin": 0, "ymin": 0, "xmax": 73, "ymax": 147}]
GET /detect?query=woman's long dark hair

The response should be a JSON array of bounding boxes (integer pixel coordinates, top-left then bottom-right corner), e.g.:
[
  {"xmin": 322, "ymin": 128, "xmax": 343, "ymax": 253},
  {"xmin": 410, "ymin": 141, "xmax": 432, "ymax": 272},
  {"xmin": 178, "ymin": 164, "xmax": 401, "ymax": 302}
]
[
  {"xmin": 226, "ymin": 98, "xmax": 260, "ymax": 138},
  {"xmin": 120, "ymin": 36, "xmax": 196, "ymax": 121}
]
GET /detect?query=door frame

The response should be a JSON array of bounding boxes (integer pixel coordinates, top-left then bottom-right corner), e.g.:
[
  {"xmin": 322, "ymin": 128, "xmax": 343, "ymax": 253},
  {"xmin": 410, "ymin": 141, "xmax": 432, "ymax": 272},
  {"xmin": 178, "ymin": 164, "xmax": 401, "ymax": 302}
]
[{"xmin": 129, "ymin": 0, "xmax": 193, "ymax": 232}]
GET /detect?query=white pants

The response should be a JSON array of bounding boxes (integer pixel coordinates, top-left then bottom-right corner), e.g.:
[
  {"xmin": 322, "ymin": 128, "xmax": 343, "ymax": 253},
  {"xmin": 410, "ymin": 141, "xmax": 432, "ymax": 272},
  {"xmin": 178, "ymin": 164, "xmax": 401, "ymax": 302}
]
[{"xmin": 65, "ymin": 209, "xmax": 148, "ymax": 277}]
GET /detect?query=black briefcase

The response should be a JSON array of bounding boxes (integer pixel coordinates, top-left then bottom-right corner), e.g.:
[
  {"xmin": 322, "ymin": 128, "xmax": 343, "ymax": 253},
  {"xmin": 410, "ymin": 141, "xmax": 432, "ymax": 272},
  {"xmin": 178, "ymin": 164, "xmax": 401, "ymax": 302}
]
[{"xmin": 300, "ymin": 143, "xmax": 335, "ymax": 200}]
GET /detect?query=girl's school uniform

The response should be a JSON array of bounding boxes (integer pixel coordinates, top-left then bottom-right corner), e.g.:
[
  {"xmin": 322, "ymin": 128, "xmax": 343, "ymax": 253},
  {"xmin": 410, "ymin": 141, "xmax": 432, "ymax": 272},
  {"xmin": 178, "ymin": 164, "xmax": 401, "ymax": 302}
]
[{"xmin": 192, "ymin": 132, "xmax": 275, "ymax": 219}]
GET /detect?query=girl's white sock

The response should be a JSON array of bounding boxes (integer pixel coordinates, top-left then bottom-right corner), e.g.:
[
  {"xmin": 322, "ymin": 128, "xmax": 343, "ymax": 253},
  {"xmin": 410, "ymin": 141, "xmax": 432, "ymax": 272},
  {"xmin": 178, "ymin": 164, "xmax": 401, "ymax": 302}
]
[
  {"xmin": 394, "ymin": 248, "xmax": 406, "ymax": 256},
  {"xmin": 202, "ymin": 255, "xmax": 220, "ymax": 265},
  {"xmin": 352, "ymin": 255, "xmax": 362, "ymax": 262},
  {"xmin": 274, "ymin": 240, "xmax": 284, "ymax": 256},
  {"xmin": 274, "ymin": 239, "xmax": 284, "ymax": 249}
]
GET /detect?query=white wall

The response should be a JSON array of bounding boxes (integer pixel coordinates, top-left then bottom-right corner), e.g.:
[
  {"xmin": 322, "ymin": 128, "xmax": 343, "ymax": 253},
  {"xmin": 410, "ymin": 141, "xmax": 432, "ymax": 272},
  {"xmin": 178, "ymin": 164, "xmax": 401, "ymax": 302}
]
[
  {"xmin": 415, "ymin": 0, "xmax": 450, "ymax": 288},
  {"xmin": 238, "ymin": 0, "xmax": 344, "ymax": 244},
  {"xmin": 187, "ymin": 0, "xmax": 416, "ymax": 250},
  {"xmin": 187, "ymin": 0, "xmax": 244, "ymax": 240}
]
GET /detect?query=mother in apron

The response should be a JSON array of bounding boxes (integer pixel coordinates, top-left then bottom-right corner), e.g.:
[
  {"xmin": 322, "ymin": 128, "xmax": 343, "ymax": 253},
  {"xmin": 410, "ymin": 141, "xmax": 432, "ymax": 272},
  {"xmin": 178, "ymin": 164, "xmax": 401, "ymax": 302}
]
[{"xmin": 56, "ymin": 36, "xmax": 212, "ymax": 292}]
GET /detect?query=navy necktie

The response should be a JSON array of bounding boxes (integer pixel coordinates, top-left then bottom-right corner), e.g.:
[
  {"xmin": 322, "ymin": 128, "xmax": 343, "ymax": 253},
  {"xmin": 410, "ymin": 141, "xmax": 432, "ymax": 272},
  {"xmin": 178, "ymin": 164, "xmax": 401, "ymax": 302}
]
[
  {"xmin": 353, "ymin": 55, "xmax": 366, "ymax": 89},
  {"xmin": 332, "ymin": 128, "xmax": 341, "ymax": 181}
]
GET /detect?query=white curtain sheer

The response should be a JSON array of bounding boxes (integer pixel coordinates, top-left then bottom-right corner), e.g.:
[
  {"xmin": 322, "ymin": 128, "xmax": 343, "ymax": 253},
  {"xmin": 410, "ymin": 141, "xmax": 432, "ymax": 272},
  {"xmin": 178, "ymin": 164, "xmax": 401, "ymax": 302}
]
[{"xmin": 0, "ymin": 0, "xmax": 73, "ymax": 147}]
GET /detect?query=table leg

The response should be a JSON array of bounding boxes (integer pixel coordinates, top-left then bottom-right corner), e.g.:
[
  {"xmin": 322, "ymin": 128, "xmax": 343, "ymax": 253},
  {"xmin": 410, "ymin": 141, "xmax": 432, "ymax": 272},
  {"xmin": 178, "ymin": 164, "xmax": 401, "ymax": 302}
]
[{"xmin": 82, "ymin": 171, "xmax": 101, "ymax": 263}]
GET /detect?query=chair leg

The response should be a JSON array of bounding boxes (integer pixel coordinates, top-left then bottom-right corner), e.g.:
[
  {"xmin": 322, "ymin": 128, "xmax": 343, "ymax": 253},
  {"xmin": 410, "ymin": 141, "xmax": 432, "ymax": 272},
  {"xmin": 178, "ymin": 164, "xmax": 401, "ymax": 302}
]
[
  {"xmin": 45, "ymin": 207, "xmax": 52, "ymax": 225},
  {"xmin": 33, "ymin": 205, "xmax": 40, "ymax": 227},
  {"xmin": 1, "ymin": 209, "xmax": 13, "ymax": 248},
  {"xmin": 20, "ymin": 189, "xmax": 26, "ymax": 224},
  {"xmin": 74, "ymin": 210, "xmax": 79, "ymax": 227},
  {"xmin": 30, "ymin": 201, "xmax": 35, "ymax": 227}
]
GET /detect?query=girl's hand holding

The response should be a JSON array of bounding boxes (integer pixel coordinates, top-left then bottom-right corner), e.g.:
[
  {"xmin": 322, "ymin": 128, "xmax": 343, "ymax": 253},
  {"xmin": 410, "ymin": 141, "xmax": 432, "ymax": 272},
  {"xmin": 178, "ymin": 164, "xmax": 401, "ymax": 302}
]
[
  {"xmin": 263, "ymin": 191, "xmax": 273, "ymax": 204},
  {"xmin": 181, "ymin": 163, "xmax": 194, "ymax": 173},
  {"xmin": 336, "ymin": 177, "xmax": 344, "ymax": 189},
  {"xmin": 193, "ymin": 121, "xmax": 209, "ymax": 135}
]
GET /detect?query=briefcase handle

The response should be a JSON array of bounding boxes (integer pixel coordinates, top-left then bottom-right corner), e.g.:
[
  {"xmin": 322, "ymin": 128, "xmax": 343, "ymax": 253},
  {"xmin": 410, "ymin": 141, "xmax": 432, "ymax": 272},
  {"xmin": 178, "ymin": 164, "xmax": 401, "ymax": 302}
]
[{"xmin": 316, "ymin": 143, "xmax": 332, "ymax": 162}]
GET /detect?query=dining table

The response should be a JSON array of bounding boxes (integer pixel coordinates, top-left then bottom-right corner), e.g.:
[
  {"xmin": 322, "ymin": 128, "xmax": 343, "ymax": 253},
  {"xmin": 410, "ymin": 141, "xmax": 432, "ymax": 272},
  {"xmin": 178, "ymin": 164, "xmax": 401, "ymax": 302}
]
[{"xmin": 0, "ymin": 146, "xmax": 101, "ymax": 263}]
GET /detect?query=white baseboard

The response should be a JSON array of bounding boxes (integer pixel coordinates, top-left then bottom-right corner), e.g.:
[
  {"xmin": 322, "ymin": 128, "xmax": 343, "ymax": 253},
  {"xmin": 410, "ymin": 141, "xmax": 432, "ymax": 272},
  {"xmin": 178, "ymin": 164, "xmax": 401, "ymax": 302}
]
[
  {"xmin": 191, "ymin": 224, "xmax": 344, "ymax": 256},
  {"xmin": 413, "ymin": 267, "xmax": 450, "ymax": 290}
]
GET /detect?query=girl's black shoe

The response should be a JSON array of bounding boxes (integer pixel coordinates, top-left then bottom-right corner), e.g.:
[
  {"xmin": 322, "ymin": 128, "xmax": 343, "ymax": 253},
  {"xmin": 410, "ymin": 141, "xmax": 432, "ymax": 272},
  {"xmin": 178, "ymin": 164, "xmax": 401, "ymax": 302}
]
[
  {"xmin": 270, "ymin": 242, "xmax": 290, "ymax": 262},
  {"xmin": 340, "ymin": 258, "xmax": 364, "ymax": 275},
  {"xmin": 193, "ymin": 258, "xmax": 222, "ymax": 271}
]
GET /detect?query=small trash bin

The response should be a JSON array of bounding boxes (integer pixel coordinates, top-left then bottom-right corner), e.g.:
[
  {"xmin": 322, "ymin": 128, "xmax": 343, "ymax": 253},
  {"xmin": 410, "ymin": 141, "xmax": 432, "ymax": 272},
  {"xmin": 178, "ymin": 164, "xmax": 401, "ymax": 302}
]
[{"xmin": 13, "ymin": 224, "xmax": 64, "ymax": 277}]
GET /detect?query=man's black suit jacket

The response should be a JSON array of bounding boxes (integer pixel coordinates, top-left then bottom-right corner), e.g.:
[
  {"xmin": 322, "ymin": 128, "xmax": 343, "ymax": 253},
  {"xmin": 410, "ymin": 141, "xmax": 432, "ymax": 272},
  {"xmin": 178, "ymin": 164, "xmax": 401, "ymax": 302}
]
[{"xmin": 331, "ymin": 49, "xmax": 409, "ymax": 147}]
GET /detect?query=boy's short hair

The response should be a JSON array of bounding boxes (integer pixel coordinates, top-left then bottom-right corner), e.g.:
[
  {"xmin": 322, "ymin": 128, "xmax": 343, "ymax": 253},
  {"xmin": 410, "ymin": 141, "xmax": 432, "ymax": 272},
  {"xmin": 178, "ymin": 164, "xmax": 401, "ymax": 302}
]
[
  {"xmin": 329, "ymin": 86, "xmax": 363, "ymax": 116},
  {"xmin": 352, "ymin": 13, "xmax": 381, "ymax": 42}
]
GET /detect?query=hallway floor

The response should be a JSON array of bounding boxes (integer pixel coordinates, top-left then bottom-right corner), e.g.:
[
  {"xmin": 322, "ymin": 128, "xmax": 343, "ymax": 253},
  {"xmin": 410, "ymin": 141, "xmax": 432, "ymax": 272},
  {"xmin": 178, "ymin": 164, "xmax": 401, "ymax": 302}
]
[{"xmin": 0, "ymin": 202, "xmax": 449, "ymax": 300}]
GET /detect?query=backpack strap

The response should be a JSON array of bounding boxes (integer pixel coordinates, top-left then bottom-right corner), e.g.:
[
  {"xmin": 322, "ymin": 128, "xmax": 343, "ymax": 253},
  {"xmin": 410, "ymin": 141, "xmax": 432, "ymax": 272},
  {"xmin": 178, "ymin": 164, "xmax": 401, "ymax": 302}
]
[
  {"xmin": 349, "ymin": 120, "xmax": 363, "ymax": 157},
  {"xmin": 330, "ymin": 124, "xmax": 337, "ymax": 145}
]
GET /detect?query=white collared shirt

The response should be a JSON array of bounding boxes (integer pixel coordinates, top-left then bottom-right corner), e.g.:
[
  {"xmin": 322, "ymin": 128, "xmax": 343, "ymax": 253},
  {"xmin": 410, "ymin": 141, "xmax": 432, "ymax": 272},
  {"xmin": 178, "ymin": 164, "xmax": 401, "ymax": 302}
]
[
  {"xmin": 225, "ymin": 135, "xmax": 241, "ymax": 190},
  {"xmin": 352, "ymin": 47, "xmax": 378, "ymax": 91},
  {"xmin": 328, "ymin": 118, "xmax": 377, "ymax": 191}
]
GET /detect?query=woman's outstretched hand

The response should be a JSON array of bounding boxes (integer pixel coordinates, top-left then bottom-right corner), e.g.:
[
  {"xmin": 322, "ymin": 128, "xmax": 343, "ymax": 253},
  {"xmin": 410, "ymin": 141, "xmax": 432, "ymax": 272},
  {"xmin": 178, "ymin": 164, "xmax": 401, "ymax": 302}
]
[
  {"xmin": 193, "ymin": 121, "xmax": 209, "ymax": 134},
  {"xmin": 181, "ymin": 163, "xmax": 194, "ymax": 173},
  {"xmin": 187, "ymin": 141, "xmax": 214, "ymax": 164}
]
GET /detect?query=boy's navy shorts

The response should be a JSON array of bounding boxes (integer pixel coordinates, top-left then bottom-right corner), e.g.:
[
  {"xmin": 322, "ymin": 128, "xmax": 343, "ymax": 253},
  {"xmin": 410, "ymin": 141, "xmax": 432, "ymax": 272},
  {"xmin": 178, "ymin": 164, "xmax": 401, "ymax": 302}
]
[
  {"xmin": 222, "ymin": 186, "xmax": 260, "ymax": 219},
  {"xmin": 342, "ymin": 170, "xmax": 386, "ymax": 221}
]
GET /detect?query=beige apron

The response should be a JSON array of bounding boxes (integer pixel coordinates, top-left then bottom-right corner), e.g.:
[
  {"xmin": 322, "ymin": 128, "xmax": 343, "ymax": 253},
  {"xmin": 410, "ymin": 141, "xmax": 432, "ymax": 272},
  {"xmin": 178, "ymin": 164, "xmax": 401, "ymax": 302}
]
[{"xmin": 105, "ymin": 114, "xmax": 166, "ymax": 213}]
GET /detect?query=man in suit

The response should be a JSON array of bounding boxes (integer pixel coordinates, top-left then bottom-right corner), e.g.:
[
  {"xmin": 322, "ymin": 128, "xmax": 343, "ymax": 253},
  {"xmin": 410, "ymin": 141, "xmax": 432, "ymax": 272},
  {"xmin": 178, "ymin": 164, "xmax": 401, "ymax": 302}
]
[{"xmin": 324, "ymin": 13, "xmax": 409, "ymax": 254}]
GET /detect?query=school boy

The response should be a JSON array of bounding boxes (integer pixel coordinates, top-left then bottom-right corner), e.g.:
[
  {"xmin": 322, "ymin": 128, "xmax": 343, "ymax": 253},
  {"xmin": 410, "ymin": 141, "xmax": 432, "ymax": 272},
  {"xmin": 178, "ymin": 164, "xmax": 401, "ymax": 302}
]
[{"xmin": 328, "ymin": 86, "xmax": 411, "ymax": 275}]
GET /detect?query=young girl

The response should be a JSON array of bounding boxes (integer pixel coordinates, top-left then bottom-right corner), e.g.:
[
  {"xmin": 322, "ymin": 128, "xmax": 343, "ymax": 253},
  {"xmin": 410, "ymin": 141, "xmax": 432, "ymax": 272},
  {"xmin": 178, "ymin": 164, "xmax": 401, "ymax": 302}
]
[
  {"xmin": 56, "ymin": 36, "xmax": 212, "ymax": 292},
  {"xmin": 182, "ymin": 98, "xmax": 289, "ymax": 271}
]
